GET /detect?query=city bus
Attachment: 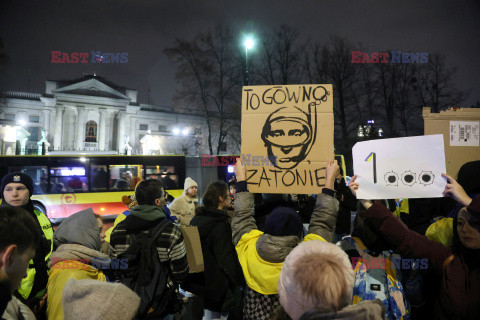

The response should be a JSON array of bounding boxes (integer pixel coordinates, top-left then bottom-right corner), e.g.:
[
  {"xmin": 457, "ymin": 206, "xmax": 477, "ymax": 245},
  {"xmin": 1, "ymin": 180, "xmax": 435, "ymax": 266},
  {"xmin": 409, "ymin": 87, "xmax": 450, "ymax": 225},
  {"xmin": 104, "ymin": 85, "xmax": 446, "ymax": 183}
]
[{"xmin": 0, "ymin": 155, "xmax": 186, "ymax": 222}]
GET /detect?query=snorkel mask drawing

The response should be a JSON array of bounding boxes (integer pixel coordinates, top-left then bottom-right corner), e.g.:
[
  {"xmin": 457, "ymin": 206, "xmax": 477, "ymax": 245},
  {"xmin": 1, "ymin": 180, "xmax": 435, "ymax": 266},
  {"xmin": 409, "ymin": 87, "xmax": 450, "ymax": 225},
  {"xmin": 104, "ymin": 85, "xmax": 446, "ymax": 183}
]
[{"xmin": 261, "ymin": 104, "xmax": 317, "ymax": 170}]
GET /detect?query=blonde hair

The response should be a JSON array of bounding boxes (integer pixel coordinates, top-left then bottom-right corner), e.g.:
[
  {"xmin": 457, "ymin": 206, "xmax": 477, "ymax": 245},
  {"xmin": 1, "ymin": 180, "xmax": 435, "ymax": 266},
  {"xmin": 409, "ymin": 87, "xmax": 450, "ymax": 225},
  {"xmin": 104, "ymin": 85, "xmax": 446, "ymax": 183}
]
[{"xmin": 278, "ymin": 241, "xmax": 354, "ymax": 320}]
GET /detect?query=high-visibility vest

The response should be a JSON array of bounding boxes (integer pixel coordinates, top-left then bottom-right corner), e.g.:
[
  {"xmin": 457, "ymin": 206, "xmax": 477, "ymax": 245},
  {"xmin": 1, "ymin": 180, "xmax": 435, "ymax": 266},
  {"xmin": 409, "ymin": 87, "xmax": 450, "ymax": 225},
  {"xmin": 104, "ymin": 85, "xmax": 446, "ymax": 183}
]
[{"xmin": 17, "ymin": 210, "xmax": 53, "ymax": 299}]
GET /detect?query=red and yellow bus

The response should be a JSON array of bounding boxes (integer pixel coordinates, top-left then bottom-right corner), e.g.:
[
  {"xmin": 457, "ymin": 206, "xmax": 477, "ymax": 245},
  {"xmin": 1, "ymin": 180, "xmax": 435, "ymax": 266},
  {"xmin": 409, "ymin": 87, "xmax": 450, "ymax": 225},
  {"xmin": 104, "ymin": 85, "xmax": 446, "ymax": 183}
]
[{"xmin": 0, "ymin": 155, "xmax": 185, "ymax": 222}]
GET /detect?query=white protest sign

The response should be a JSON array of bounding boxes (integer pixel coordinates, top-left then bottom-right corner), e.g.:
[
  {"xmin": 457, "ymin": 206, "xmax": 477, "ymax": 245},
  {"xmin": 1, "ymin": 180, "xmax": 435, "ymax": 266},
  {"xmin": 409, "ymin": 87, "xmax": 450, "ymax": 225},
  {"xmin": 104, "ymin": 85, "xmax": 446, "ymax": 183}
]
[{"xmin": 353, "ymin": 135, "xmax": 447, "ymax": 199}]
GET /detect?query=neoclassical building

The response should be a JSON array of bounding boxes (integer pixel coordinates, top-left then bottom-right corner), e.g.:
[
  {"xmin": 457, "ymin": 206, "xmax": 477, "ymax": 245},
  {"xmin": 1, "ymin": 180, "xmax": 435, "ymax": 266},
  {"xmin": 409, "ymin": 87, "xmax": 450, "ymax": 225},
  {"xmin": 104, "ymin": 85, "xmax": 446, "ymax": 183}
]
[{"xmin": 0, "ymin": 74, "xmax": 239, "ymax": 155}]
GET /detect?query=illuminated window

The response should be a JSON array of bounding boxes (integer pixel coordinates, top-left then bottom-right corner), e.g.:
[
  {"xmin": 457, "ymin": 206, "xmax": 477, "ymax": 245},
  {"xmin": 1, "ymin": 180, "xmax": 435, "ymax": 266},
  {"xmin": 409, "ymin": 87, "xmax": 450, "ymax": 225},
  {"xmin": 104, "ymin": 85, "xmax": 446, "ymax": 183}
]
[{"xmin": 85, "ymin": 121, "xmax": 97, "ymax": 142}]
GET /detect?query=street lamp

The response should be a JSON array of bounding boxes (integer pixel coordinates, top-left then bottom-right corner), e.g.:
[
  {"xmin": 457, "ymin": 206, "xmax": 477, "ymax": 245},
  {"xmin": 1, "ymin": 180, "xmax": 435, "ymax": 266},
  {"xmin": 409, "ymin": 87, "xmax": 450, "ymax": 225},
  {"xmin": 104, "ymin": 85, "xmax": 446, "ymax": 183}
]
[{"xmin": 244, "ymin": 36, "xmax": 254, "ymax": 85}]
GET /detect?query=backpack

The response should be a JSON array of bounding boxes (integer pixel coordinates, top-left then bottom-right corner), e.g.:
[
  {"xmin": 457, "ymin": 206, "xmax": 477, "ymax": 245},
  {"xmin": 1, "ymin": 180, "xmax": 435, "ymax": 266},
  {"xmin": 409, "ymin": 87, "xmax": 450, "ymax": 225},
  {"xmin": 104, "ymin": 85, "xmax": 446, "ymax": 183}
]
[
  {"xmin": 117, "ymin": 219, "xmax": 179, "ymax": 319},
  {"xmin": 340, "ymin": 236, "xmax": 411, "ymax": 320}
]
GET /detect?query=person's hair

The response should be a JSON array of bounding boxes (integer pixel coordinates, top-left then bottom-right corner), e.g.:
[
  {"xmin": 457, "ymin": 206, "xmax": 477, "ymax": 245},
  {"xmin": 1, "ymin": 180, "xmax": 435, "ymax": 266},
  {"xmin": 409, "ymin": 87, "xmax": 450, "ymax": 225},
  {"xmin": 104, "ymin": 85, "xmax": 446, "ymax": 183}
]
[
  {"xmin": 292, "ymin": 250, "xmax": 352, "ymax": 311},
  {"xmin": 452, "ymin": 207, "xmax": 480, "ymax": 267},
  {"xmin": 278, "ymin": 241, "xmax": 354, "ymax": 319},
  {"xmin": 202, "ymin": 181, "xmax": 228, "ymax": 209},
  {"xmin": 135, "ymin": 179, "xmax": 164, "ymax": 206},
  {"xmin": 0, "ymin": 206, "xmax": 40, "ymax": 253}
]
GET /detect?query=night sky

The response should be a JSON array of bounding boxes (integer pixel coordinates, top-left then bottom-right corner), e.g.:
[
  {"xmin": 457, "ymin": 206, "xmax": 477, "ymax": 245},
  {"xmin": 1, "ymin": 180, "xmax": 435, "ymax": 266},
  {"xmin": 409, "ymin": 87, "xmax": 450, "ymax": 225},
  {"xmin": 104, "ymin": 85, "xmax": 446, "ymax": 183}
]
[{"xmin": 1, "ymin": 0, "xmax": 479, "ymax": 107}]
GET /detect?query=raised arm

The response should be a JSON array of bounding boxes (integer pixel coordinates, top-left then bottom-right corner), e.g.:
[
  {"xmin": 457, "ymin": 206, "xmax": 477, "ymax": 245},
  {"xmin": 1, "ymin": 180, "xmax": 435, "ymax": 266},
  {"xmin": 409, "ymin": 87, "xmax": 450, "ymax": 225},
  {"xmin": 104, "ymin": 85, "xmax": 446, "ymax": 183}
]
[
  {"xmin": 308, "ymin": 159, "xmax": 340, "ymax": 242},
  {"xmin": 231, "ymin": 158, "xmax": 257, "ymax": 246},
  {"xmin": 349, "ymin": 175, "xmax": 452, "ymax": 274}
]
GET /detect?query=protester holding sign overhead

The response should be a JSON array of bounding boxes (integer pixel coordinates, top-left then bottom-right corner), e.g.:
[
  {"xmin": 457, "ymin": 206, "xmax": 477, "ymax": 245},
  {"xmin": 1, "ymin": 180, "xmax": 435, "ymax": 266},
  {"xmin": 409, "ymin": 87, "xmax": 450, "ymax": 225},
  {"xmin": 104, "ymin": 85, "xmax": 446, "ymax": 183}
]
[
  {"xmin": 348, "ymin": 173, "xmax": 480, "ymax": 319},
  {"xmin": 231, "ymin": 158, "xmax": 340, "ymax": 320}
]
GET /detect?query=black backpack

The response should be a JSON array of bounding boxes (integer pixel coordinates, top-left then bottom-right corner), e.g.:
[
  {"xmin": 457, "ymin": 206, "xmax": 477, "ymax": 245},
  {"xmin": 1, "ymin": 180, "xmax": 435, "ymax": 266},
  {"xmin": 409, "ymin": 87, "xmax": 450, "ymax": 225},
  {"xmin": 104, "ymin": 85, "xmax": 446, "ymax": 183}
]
[{"xmin": 117, "ymin": 219, "xmax": 179, "ymax": 319}]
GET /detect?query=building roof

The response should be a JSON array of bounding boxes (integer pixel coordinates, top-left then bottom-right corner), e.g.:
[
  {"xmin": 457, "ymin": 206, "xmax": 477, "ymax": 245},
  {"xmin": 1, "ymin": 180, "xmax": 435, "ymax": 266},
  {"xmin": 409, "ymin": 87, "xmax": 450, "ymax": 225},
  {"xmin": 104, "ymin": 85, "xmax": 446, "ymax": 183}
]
[{"xmin": 47, "ymin": 74, "xmax": 130, "ymax": 94}]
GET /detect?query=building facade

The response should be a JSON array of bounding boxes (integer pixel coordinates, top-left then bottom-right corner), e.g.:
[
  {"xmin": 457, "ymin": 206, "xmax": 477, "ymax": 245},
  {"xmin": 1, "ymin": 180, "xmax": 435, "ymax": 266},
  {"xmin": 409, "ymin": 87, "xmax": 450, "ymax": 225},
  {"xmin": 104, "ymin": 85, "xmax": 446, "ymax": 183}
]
[{"xmin": 0, "ymin": 74, "xmax": 239, "ymax": 156}]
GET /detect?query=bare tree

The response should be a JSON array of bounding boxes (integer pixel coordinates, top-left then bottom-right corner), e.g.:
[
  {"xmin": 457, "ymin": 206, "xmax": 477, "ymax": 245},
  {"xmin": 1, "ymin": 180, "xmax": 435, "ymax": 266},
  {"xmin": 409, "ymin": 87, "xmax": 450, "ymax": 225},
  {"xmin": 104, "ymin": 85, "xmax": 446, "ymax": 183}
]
[
  {"xmin": 413, "ymin": 53, "xmax": 468, "ymax": 113},
  {"xmin": 255, "ymin": 25, "xmax": 304, "ymax": 85},
  {"xmin": 165, "ymin": 25, "xmax": 242, "ymax": 155}
]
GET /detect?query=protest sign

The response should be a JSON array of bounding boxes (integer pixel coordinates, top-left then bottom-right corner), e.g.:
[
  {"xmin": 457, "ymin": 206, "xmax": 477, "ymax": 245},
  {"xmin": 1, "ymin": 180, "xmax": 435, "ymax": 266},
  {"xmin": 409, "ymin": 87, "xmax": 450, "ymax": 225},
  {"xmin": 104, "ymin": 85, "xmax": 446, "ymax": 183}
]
[
  {"xmin": 352, "ymin": 134, "xmax": 447, "ymax": 199},
  {"xmin": 241, "ymin": 84, "xmax": 334, "ymax": 194}
]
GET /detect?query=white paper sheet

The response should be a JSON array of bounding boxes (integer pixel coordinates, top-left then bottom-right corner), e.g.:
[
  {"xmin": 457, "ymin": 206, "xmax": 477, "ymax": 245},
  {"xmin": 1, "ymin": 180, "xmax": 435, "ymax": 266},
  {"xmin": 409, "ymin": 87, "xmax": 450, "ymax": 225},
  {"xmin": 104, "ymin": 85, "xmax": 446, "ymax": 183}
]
[{"xmin": 352, "ymin": 135, "xmax": 447, "ymax": 199}]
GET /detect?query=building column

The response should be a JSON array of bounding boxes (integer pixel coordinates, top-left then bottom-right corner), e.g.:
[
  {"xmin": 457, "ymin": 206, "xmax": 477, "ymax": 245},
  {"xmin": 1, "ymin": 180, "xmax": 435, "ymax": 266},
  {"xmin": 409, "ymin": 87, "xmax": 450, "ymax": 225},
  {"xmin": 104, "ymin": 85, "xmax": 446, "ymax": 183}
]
[
  {"xmin": 98, "ymin": 108, "xmax": 106, "ymax": 151},
  {"xmin": 53, "ymin": 106, "xmax": 64, "ymax": 150},
  {"xmin": 117, "ymin": 111, "xmax": 125, "ymax": 153},
  {"xmin": 75, "ymin": 107, "xmax": 86, "ymax": 150}
]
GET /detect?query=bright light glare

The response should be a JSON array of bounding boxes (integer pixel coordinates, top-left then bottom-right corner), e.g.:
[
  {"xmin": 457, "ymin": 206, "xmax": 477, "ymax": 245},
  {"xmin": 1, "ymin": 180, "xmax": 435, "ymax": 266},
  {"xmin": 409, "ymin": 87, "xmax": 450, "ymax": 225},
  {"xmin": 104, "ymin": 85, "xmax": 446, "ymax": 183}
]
[
  {"xmin": 182, "ymin": 128, "xmax": 189, "ymax": 136},
  {"xmin": 227, "ymin": 165, "xmax": 234, "ymax": 173},
  {"xmin": 244, "ymin": 37, "xmax": 254, "ymax": 49},
  {"xmin": 79, "ymin": 157, "xmax": 87, "ymax": 162},
  {"xmin": 18, "ymin": 120, "xmax": 27, "ymax": 126},
  {"xmin": 173, "ymin": 128, "xmax": 180, "ymax": 135}
]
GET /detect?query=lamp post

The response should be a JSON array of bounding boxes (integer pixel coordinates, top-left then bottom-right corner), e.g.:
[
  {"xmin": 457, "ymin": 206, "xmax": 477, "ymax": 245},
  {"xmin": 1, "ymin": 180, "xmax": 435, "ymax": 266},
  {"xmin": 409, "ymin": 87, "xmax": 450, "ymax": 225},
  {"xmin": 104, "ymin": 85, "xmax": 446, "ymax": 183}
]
[{"xmin": 244, "ymin": 37, "xmax": 254, "ymax": 85}]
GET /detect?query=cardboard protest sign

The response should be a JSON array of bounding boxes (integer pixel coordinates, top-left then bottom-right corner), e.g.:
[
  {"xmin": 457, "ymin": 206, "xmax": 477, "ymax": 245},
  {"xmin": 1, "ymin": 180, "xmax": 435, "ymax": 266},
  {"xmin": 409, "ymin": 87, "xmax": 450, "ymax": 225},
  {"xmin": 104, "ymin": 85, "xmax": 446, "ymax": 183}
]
[
  {"xmin": 241, "ymin": 84, "xmax": 334, "ymax": 194},
  {"xmin": 352, "ymin": 135, "xmax": 447, "ymax": 199}
]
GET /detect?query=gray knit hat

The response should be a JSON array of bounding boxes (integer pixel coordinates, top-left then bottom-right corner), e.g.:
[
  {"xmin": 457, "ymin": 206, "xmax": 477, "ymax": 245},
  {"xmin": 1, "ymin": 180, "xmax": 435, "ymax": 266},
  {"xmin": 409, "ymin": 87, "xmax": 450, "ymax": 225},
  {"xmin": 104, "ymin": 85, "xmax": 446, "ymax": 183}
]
[{"xmin": 62, "ymin": 279, "xmax": 140, "ymax": 320}]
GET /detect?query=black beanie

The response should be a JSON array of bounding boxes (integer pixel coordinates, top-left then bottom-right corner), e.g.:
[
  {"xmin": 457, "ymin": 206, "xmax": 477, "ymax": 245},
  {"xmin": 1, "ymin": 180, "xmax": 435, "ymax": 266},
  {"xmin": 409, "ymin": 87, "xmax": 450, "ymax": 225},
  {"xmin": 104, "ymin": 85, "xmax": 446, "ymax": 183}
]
[
  {"xmin": 1, "ymin": 172, "xmax": 34, "ymax": 198},
  {"xmin": 264, "ymin": 206, "xmax": 303, "ymax": 237}
]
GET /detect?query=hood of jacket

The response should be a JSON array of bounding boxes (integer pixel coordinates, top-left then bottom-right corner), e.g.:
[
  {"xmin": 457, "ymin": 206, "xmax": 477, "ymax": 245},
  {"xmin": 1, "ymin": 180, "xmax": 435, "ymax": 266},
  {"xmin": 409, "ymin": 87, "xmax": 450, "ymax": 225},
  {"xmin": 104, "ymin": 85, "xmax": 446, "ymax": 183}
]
[
  {"xmin": 130, "ymin": 205, "xmax": 166, "ymax": 221},
  {"xmin": 236, "ymin": 230, "xmax": 325, "ymax": 295},
  {"xmin": 299, "ymin": 299, "xmax": 385, "ymax": 320},
  {"xmin": 53, "ymin": 208, "xmax": 101, "ymax": 251}
]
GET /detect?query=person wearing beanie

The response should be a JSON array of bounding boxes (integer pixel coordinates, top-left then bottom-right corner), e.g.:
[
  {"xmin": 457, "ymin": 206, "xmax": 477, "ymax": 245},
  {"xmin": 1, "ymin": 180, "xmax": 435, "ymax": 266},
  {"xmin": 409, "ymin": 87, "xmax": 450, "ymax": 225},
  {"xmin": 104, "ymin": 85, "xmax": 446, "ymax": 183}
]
[
  {"xmin": 62, "ymin": 278, "xmax": 140, "ymax": 320},
  {"xmin": 169, "ymin": 177, "xmax": 199, "ymax": 226},
  {"xmin": 46, "ymin": 208, "xmax": 110, "ymax": 320},
  {"xmin": 0, "ymin": 172, "xmax": 53, "ymax": 306},
  {"xmin": 276, "ymin": 240, "xmax": 385, "ymax": 320},
  {"xmin": 231, "ymin": 158, "xmax": 340, "ymax": 320}
]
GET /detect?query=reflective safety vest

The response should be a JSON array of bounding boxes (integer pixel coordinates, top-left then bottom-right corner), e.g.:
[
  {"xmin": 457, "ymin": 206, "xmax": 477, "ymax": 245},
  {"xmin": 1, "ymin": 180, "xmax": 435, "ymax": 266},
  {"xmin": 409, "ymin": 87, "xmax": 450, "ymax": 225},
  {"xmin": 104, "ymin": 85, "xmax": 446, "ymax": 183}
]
[{"xmin": 17, "ymin": 209, "xmax": 53, "ymax": 300}]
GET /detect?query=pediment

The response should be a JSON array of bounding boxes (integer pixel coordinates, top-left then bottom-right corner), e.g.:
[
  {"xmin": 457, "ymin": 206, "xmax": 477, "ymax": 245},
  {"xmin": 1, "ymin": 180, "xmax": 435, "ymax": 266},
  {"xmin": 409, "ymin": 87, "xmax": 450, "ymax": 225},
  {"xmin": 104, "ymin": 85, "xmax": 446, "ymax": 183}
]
[{"xmin": 53, "ymin": 79, "xmax": 129, "ymax": 100}]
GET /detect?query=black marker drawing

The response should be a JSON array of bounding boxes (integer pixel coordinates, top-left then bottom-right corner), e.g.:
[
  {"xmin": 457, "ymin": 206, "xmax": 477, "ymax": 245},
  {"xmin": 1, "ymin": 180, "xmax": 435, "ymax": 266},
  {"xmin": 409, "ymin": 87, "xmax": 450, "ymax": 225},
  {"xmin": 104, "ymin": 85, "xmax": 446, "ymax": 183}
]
[
  {"xmin": 418, "ymin": 171, "xmax": 434, "ymax": 186},
  {"xmin": 384, "ymin": 171, "xmax": 399, "ymax": 186},
  {"xmin": 401, "ymin": 170, "xmax": 416, "ymax": 186},
  {"xmin": 261, "ymin": 104, "xmax": 317, "ymax": 169}
]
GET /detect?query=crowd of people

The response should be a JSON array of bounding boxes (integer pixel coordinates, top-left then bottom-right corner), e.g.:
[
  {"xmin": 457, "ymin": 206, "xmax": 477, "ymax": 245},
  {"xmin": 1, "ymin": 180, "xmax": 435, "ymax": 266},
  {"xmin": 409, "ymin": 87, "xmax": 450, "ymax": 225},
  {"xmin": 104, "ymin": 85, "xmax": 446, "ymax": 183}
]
[{"xmin": 0, "ymin": 158, "xmax": 479, "ymax": 320}]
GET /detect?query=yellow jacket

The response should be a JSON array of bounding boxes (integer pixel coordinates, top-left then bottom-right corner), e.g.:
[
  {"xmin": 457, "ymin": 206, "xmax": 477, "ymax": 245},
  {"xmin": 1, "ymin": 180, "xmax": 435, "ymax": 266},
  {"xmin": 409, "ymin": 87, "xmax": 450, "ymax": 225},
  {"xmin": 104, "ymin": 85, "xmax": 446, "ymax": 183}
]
[
  {"xmin": 235, "ymin": 230, "xmax": 325, "ymax": 295},
  {"xmin": 47, "ymin": 260, "xmax": 106, "ymax": 320}
]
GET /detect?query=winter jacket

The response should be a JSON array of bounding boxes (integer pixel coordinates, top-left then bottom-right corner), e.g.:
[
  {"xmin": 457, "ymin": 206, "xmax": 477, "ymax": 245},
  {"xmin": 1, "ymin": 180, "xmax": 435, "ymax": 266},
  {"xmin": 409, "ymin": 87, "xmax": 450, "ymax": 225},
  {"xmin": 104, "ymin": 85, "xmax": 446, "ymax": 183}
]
[
  {"xmin": 299, "ymin": 299, "xmax": 385, "ymax": 320},
  {"xmin": 169, "ymin": 192, "xmax": 198, "ymax": 226},
  {"xmin": 47, "ymin": 208, "xmax": 109, "ymax": 320},
  {"xmin": 3, "ymin": 296, "xmax": 36, "ymax": 320},
  {"xmin": 46, "ymin": 244, "xmax": 108, "ymax": 320},
  {"xmin": 0, "ymin": 283, "xmax": 11, "ymax": 317},
  {"xmin": 364, "ymin": 195, "xmax": 480, "ymax": 320},
  {"xmin": 108, "ymin": 205, "xmax": 189, "ymax": 287},
  {"xmin": 187, "ymin": 206, "xmax": 244, "ymax": 312},
  {"xmin": 231, "ymin": 182, "xmax": 339, "ymax": 320}
]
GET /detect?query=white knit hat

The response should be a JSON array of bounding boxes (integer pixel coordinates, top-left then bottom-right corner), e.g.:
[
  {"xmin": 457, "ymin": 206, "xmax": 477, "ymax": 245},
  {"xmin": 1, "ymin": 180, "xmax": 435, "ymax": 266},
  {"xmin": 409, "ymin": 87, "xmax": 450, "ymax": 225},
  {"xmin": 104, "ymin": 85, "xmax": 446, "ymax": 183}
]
[
  {"xmin": 62, "ymin": 279, "xmax": 140, "ymax": 320},
  {"xmin": 278, "ymin": 241, "xmax": 354, "ymax": 320},
  {"xmin": 184, "ymin": 177, "xmax": 198, "ymax": 191}
]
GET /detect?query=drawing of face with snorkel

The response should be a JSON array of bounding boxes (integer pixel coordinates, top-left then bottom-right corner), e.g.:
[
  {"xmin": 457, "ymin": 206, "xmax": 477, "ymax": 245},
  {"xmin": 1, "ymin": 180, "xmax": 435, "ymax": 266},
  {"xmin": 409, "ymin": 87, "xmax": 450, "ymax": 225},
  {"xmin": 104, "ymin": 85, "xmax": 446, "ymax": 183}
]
[{"xmin": 261, "ymin": 104, "xmax": 317, "ymax": 170}]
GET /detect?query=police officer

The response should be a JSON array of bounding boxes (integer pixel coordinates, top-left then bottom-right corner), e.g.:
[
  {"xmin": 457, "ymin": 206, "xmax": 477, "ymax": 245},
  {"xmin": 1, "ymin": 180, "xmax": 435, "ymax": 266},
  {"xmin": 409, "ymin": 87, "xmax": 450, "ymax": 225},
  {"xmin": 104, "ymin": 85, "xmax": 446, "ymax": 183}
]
[{"xmin": 0, "ymin": 172, "xmax": 53, "ymax": 306}]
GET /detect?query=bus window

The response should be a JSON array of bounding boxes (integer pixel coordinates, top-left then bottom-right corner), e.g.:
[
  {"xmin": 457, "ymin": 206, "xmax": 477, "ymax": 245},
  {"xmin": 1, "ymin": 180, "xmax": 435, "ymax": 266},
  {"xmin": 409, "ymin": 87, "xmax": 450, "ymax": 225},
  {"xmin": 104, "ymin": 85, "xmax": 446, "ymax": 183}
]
[
  {"xmin": 9, "ymin": 166, "xmax": 48, "ymax": 194},
  {"xmin": 145, "ymin": 165, "xmax": 178, "ymax": 189},
  {"xmin": 91, "ymin": 165, "xmax": 108, "ymax": 191},
  {"xmin": 109, "ymin": 164, "xmax": 142, "ymax": 190},
  {"xmin": 50, "ymin": 167, "xmax": 88, "ymax": 193}
]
